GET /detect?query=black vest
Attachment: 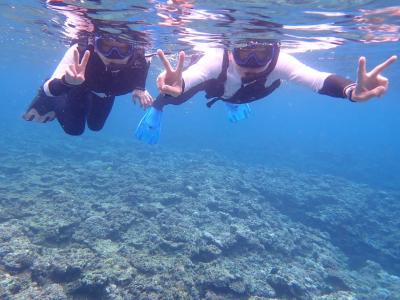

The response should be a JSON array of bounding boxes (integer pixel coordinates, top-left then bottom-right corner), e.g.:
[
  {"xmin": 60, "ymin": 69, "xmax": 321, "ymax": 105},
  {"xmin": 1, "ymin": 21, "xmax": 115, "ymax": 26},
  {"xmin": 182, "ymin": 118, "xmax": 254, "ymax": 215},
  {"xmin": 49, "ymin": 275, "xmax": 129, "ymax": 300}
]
[
  {"xmin": 204, "ymin": 47, "xmax": 281, "ymax": 108},
  {"xmin": 78, "ymin": 44, "xmax": 149, "ymax": 97}
]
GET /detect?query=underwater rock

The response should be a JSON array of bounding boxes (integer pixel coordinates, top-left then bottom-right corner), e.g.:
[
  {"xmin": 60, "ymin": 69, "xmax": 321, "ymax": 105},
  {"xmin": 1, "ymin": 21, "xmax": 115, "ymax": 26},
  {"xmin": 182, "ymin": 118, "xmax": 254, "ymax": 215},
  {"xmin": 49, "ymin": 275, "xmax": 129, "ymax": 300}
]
[
  {"xmin": 159, "ymin": 239, "xmax": 185, "ymax": 253},
  {"xmin": 73, "ymin": 215, "xmax": 113, "ymax": 242},
  {"xmin": 349, "ymin": 260, "xmax": 400, "ymax": 299},
  {"xmin": 267, "ymin": 274, "xmax": 309, "ymax": 299},
  {"xmin": 0, "ymin": 235, "xmax": 38, "ymax": 273},
  {"xmin": 202, "ymin": 231, "xmax": 224, "ymax": 248},
  {"xmin": 253, "ymin": 169, "xmax": 400, "ymax": 275},
  {"xmin": 0, "ymin": 271, "xmax": 27, "ymax": 297},
  {"xmin": 191, "ymin": 244, "xmax": 222, "ymax": 263},
  {"xmin": 32, "ymin": 221, "xmax": 78, "ymax": 246},
  {"xmin": 160, "ymin": 195, "xmax": 183, "ymax": 206},
  {"xmin": 0, "ymin": 267, "xmax": 68, "ymax": 300},
  {"xmin": 219, "ymin": 224, "xmax": 264, "ymax": 255},
  {"xmin": 161, "ymin": 223, "xmax": 195, "ymax": 244},
  {"xmin": 198, "ymin": 265, "xmax": 257, "ymax": 297},
  {"xmin": 137, "ymin": 203, "xmax": 162, "ymax": 218},
  {"xmin": 2, "ymin": 250, "xmax": 35, "ymax": 272},
  {"xmin": 31, "ymin": 248, "xmax": 97, "ymax": 291},
  {"xmin": 228, "ymin": 278, "xmax": 247, "ymax": 294},
  {"xmin": 12, "ymin": 283, "xmax": 67, "ymax": 300},
  {"xmin": 1, "ymin": 139, "xmax": 399, "ymax": 299},
  {"xmin": 131, "ymin": 255, "xmax": 165, "ymax": 276},
  {"xmin": 200, "ymin": 265, "xmax": 236, "ymax": 293},
  {"xmin": 0, "ymin": 221, "xmax": 25, "ymax": 243}
]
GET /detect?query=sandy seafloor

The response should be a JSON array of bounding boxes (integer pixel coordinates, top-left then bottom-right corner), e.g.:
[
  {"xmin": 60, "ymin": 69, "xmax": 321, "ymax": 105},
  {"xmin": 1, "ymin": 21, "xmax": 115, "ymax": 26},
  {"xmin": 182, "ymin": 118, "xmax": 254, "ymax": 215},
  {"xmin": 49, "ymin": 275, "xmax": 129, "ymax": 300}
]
[{"xmin": 0, "ymin": 130, "xmax": 399, "ymax": 300}]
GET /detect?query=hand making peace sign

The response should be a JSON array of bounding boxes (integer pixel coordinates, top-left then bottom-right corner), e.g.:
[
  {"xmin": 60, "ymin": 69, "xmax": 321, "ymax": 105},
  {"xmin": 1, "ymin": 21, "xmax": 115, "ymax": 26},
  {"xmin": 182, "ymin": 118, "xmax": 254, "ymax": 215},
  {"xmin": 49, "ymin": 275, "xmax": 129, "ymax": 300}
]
[
  {"xmin": 351, "ymin": 55, "xmax": 397, "ymax": 101},
  {"xmin": 156, "ymin": 49, "xmax": 186, "ymax": 96},
  {"xmin": 64, "ymin": 48, "xmax": 91, "ymax": 86}
]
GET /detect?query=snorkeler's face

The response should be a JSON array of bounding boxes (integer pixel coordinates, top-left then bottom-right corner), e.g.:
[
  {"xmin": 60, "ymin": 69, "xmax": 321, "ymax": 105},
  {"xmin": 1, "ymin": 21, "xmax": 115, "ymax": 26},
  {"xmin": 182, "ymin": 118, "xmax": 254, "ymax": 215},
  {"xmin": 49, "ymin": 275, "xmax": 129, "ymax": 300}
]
[
  {"xmin": 94, "ymin": 36, "xmax": 136, "ymax": 67},
  {"xmin": 95, "ymin": 37, "xmax": 134, "ymax": 60},
  {"xmin": 232, "ymin": 41, "xmax": 279, "ymax": 70},
  {"xmin": 232, "ymin": 42, "xmax": 280, "ymax": 77},
  {"xmin": 231, "ymin": 54, "xmax": 268, "ymax": 76}
]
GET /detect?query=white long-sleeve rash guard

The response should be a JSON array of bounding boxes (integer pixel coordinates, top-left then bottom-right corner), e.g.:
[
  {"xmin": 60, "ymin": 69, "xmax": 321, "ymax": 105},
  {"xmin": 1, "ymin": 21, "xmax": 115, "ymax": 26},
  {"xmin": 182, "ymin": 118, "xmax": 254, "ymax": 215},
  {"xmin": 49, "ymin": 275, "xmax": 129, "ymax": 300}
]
[
  {"xmin": 182, "ymin": 48, "xmax": 351, "ymax": 100},
  {"xmin": 43, "ymin": 44, "xmax": 79, "ymax": 97}
]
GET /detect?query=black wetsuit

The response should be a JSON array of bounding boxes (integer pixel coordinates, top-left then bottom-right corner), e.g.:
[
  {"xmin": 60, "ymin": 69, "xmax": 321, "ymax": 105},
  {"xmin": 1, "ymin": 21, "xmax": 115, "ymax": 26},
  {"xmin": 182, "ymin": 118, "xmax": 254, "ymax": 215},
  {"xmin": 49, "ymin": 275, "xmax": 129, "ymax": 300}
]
[{"xmin": 29, "ymin": 43, "xmax": 149, "ymax": 135}]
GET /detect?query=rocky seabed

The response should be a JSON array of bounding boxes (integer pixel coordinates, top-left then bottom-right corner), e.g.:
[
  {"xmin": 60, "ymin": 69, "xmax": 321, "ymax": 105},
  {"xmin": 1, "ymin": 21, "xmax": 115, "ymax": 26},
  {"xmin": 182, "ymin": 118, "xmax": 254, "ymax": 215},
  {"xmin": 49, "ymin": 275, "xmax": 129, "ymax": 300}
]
[{"xmin": 0, "ymin": 135, "xmax": 399, "ymax": 300}]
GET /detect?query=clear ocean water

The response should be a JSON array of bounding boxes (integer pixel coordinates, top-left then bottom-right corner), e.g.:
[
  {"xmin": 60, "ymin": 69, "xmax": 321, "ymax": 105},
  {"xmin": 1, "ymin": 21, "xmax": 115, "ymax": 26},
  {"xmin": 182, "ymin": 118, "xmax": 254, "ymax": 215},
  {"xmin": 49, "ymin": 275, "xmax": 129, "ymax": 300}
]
[{"xmin": 0, "ymin": 1, "xmax": 399, "ymax": 299}]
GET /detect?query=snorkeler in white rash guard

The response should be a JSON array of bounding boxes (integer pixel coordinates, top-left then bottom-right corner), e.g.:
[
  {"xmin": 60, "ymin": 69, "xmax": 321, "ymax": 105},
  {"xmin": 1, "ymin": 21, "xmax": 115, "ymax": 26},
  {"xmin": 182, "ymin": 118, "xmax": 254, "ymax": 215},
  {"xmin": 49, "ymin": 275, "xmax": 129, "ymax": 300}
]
[{"xmin": 135, "ymin": 40, "xmax": 397, "ymax": 144}]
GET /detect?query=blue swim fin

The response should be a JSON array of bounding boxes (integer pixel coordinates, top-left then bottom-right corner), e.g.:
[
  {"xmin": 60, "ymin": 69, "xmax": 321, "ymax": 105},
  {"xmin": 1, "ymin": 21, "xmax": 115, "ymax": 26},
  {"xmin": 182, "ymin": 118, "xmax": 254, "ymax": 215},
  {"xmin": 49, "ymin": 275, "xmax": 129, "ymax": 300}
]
[
  {"xmin": 135, "ymin": 107, "xmax": 162, "ymax": 144},
  {"xmin": 225, "ymin": 103, "xmax": 251, "ymax": 123}
]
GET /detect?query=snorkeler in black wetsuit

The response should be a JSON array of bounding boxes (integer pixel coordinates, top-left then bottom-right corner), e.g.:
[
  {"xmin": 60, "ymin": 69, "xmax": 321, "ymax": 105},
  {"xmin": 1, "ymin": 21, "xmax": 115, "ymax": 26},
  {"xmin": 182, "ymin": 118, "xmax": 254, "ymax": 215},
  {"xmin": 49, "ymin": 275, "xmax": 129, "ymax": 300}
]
[{"xmin": 23, "ymin": 34, "xmax": 153, "ymax": 136}]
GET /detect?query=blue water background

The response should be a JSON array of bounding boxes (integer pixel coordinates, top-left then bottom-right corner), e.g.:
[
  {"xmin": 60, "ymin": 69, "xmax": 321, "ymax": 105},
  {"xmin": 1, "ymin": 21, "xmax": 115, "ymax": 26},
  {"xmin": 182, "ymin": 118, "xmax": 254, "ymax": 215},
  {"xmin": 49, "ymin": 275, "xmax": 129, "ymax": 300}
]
[
  {"xmin": 0, "ymin": 2, "xmax": 399, "ymax": 296},
  {"xmin": 2, "ymin": 38, "xmax": 398, "ymax": 190}
]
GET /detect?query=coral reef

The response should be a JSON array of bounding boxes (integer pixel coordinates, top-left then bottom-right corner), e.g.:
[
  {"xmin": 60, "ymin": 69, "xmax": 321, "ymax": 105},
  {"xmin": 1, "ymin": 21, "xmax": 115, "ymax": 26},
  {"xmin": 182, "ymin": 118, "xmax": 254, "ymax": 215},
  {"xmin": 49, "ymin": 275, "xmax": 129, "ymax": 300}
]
[{"xmin": 0, "ymin": 134, "xmax": 399, "ymax": 299}]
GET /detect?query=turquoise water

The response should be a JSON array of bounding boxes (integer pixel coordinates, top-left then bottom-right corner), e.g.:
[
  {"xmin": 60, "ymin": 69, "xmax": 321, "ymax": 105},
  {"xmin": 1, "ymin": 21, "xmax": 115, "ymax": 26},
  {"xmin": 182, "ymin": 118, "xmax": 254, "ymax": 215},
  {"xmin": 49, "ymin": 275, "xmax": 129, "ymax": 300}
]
[{"xmin": 0, "ymin": 1, "xmax": 399, "ymax": 299}]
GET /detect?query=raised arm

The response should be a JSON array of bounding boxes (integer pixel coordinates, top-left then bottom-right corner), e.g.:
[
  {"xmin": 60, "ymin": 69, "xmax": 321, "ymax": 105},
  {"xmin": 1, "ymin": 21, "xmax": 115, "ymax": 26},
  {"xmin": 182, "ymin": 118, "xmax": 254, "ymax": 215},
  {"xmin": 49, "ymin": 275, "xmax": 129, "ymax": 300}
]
[
  {"xmin": 350, "ymin": 55, "xmax": 397, "ymax": 101},
  {"xmin": 43, "ymin": 44, "xmax": 90, "ymax": 97},
  {"xmin": 156, "ymin": 48, "xmax": 223, "ymax": 96},
  {"xmin": 274, "ymin": 52, "xmax": 396, "ymax": 101},
  {"xmin": 273, "ymin": 52, "xmax": 353, "ymax": 99},
  {"xmin": 156, "ymin": 49, "xmax": 186, "ymax": 96}
]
